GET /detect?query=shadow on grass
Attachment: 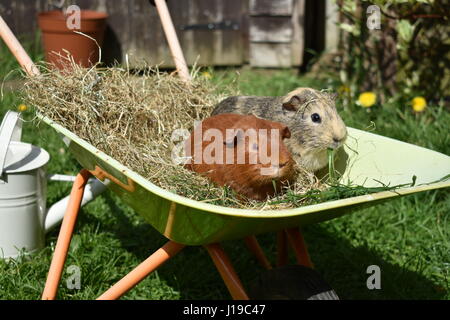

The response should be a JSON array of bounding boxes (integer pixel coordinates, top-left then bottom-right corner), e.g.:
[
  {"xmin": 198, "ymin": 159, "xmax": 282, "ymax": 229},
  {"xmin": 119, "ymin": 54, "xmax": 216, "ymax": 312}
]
[
  {"xmin": 76, "ymin": 192, "xmax": 446, "ymax": 300},
  {"xmin": 303, "ymin": 224, "xmax": 447, "ymax": 300}
]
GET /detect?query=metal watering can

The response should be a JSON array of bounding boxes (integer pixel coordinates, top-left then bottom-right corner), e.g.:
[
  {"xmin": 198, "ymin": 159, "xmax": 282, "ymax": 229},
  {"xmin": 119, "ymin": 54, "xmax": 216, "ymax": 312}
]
[
  {"xmin": 0, "ymin": 111, "xmax": 50, "ymax": 259},
  {"xmin": 0, "ymin": 111, "xmax": 106, "ymax": 260}
]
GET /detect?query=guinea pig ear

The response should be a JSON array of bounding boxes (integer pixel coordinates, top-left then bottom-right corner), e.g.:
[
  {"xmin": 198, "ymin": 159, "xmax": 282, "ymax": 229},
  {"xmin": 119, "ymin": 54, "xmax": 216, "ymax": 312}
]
[
  {"xmin": 283, "ymin": 89, "xmax": 318, "ymax": 111},
  {"xmin": 281, "ymin": 126, "xmax": 291, "ymax": 139},
  {"xmin": 224, "ymin": 129, "xmax": 243, "ymax": 148},
  {"xmin": 282, "ymin": 95, "xmax": 303, "ymax": 112}
]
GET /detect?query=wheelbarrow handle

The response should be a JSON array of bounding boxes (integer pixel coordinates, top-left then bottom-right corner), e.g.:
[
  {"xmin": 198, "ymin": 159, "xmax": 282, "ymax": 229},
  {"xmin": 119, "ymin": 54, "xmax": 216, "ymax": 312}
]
[
  {"xmin": 148, "ymin": 0, "xmax": 166, "ymax": 6},
  {"xmin": 152, "ymin": 0, "xmax": 191, "ymax": 83},
  {"xmin": 0, "ymin": 15, "xmax": 39, "ymax": 76}
]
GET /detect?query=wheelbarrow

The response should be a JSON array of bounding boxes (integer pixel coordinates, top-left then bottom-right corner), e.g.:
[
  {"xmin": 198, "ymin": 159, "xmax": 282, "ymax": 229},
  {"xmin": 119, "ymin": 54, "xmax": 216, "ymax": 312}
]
[{"xmin": 1, "ymin": 1, "xmax": 449, "ymax": 300}]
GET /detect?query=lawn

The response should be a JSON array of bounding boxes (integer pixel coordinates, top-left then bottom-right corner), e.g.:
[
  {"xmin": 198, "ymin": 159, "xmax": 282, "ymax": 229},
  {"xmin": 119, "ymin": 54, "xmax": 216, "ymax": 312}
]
[{"xmin": 0, "ymin": 41, "xmax": 449, "ymax": 300}]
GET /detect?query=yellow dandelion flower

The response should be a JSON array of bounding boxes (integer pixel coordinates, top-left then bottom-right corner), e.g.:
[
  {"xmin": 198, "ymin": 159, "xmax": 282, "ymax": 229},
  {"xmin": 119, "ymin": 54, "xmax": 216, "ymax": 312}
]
[
  {"xmin": 17, "ymin": 104, "xmax": 27, "ymax": 112},
  {"xmin": 358, "ymin": 92, "xmax": 376, "ymax": 108},
  {"xmin": 201, "ymin": 71, "xmax": 212, "ymax": 79},
  {"xmin": 411, "ymin": 96, "xmax": 427, "ymax": 112}
]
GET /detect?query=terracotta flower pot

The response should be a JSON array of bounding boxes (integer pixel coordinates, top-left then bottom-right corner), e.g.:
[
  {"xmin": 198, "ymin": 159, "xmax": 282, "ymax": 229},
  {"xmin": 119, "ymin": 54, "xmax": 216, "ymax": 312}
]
[{"xmin": 38, "ymin": 10, "xmax": 108, "ymax": 69}]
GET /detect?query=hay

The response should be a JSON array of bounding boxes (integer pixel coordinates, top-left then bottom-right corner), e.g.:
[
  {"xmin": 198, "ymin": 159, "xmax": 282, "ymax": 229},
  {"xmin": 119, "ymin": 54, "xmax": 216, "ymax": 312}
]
[{"xmin": 23, "ymin": 60, "xmax": 320, "ymax": 210}]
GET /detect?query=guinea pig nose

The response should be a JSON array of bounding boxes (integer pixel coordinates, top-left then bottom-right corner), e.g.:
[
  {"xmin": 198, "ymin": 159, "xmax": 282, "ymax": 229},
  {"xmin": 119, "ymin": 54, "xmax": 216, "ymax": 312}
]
[{"xmin": 333, "ymin": 136, "xmax": 340, "ymax": 143}]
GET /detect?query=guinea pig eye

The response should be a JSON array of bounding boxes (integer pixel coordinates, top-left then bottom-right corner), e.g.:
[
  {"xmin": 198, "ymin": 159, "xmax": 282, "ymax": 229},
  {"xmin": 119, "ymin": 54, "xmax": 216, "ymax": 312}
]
[{"xmin": 311, "ymin": 113, "xmax": 321, "ymax": 123}]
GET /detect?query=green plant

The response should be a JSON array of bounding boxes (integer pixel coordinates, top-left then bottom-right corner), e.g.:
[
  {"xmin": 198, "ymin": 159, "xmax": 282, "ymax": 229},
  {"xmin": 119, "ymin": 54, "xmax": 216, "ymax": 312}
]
[{"xmin": 330, "ymin": 0, "xmax": 449, "ymax": 107}]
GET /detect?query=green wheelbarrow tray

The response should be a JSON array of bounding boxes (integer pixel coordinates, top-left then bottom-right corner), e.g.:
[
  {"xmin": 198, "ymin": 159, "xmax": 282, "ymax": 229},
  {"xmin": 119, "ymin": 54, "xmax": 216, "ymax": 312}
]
[{"xmin": 39, "ymin": 114, "xmax": 450, "ymax": 246}]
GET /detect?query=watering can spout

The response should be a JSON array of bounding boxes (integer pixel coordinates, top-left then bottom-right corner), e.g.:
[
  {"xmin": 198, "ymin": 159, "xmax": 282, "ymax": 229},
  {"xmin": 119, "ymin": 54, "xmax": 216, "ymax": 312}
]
[{"xmin": 44, "ymin": 178, "xmax": 107, "ymax": 233}]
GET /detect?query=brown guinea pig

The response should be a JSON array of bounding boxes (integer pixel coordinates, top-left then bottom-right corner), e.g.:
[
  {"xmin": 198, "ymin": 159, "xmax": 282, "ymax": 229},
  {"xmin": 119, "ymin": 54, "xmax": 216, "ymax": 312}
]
[{"xmin": 184, "ymin": 113, "xmax": 296, "ymax": 201}]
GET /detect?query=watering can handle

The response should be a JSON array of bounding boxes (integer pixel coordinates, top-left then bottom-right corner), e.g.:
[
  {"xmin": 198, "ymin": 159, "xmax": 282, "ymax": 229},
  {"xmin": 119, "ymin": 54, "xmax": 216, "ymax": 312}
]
[{"xmin": 0, "ymin": 111, "xmax": 22, "ymax": 176}]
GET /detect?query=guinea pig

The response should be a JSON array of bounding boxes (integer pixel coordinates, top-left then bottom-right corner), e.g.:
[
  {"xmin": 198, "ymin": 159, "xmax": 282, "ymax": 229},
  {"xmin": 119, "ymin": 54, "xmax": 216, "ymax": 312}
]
[
  {"xmin": 184, "ymin": 114, "xmax": 296, "ymax": 201},
  {"xmin": 211, "ymin": 88, "xmax": 348, "ymax": 172}
]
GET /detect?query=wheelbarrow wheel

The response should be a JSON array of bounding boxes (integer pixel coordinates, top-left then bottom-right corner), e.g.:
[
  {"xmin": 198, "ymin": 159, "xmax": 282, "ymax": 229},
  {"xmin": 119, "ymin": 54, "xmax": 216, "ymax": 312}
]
[{"xmin": 248, "ymin": 265, "xmax": 339, "ymax": 300}]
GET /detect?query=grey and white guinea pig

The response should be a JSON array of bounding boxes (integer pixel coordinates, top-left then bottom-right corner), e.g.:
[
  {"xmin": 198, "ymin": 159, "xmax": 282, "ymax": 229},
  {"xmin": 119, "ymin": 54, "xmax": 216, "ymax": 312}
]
[{"xmin": 211, "ymin": 87, "xmax": 348, "ymax": 172}]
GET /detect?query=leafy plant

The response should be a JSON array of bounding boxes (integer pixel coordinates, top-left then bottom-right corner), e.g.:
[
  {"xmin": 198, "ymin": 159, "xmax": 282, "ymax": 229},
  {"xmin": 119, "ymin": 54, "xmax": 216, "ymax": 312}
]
[{"xmin": 320, "ymin": 0, "xmax": 449, "ymax": 107}]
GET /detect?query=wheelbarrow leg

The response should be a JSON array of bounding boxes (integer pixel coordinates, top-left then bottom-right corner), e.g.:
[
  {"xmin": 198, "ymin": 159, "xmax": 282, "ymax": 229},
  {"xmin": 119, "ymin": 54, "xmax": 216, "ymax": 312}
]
[
  {"xmin": 205, "ymin": 243, "xmax": 249, "ymax": 300},
  {"xmin": 42, "ymin": 169, "xmax": 91, "ymax": 300},
  {"xmin": 244, "ymin": 236, "xmax": 272, "ymax": 270},
  {"xmin": 285, "ymin": 228, "xmax": 313, "ymax": 268},
  {"xmin": 276, "ymin": 230, "xmax": 289, "ymax": 267},
  {"xmin": 97, "ymin": 241, "xmax": 185, "ymax": 300}
]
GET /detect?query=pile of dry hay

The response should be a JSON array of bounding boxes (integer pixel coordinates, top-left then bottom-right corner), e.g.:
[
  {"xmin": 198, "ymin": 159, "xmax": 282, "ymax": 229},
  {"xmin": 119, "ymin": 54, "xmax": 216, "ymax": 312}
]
[{"xmin": 23, "ymin": 62, "xmax": 321, "ymax": 210}]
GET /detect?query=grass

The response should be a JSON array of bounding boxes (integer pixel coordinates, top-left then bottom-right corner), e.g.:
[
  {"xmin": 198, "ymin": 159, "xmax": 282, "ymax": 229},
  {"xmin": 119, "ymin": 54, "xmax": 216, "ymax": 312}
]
[{"xmin": 0, "ymin": 41, "xmax": 449, "ymax": 300}]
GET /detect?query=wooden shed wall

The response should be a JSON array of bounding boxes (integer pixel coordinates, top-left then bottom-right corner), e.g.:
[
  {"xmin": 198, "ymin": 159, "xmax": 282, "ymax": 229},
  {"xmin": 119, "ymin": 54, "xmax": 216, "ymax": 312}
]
[
  {"xmin": 1, "ymin": 0, "xmax": 332, "ymax": 68},
  {"xmin": 249, "ymin": 0, "xmax": 305, "ymax": 67}
]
